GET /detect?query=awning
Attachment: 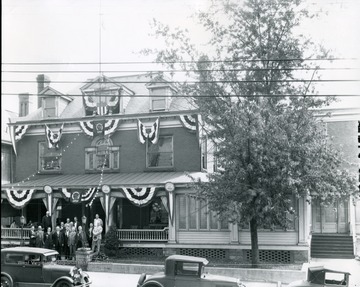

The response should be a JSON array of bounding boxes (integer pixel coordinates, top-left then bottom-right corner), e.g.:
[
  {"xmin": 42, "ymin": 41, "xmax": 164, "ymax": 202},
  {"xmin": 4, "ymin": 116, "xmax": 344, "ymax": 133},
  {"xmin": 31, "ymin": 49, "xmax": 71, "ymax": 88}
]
[{"xmin": 1, "ymin": 172, "xmax": 209, "ymax": 190}]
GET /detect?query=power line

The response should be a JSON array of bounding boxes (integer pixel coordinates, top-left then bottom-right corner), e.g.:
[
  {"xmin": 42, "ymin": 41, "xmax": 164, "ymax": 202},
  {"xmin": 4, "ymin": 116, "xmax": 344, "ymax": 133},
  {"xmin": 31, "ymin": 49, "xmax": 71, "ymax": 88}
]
[
  {"xmin": 1, "ymin": 92, "xmax": 359, "ymax": 98},
  {"xmin": 2, "ymin": 67, "xmax": 360, "ymax": 74},
  {"xmin": 1, "ymin": 79, "xmax": 359, "ymax": 84},
  {"xmin": 1, "ymin": 57, "xmax": 358, "ymax": 66}
]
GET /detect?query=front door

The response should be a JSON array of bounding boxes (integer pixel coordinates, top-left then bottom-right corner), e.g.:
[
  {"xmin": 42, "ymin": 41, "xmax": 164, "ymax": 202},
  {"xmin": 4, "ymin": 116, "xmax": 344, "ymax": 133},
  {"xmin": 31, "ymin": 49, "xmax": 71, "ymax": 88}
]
[{"xmin": 312, "ymin": 200, "xmax": 348, "ymax": 233}]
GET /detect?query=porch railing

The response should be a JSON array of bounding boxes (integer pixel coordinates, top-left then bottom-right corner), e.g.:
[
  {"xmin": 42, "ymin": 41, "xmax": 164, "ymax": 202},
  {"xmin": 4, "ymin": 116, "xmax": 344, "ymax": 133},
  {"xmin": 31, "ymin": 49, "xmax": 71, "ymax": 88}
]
[
  {"xmin": 116, "ymin": 228, "xmax": 168, "ymax": 242},
  {"xmin": 1, "ymin": 227, "xmax": 169, "ymax": 243},
  {"xmin": 1, "ymin": 227, "xmax": 31, "ymax": 240}
]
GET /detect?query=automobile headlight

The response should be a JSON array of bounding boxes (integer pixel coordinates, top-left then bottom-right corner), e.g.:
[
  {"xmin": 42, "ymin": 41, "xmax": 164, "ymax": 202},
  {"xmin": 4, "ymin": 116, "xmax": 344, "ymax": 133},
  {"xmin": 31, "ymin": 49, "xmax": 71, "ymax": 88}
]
[{"xmin": 70, "ymin": 267, "xmax": 83, "ymax": 282}]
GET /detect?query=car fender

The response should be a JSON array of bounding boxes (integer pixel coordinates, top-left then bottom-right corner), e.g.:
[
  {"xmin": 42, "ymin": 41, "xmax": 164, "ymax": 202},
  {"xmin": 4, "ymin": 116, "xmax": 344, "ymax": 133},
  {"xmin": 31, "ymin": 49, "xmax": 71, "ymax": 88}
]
[
  {"xmin": 141, "ymin": 279, "xmax": 165, "ymax": 287},
  {"xmin": 51, "ymin": 275, "xmax": 74, "ymax": 287},
  {"xmin": 1, "ymin": 272, "xmax": 14, "ymax": 286}
]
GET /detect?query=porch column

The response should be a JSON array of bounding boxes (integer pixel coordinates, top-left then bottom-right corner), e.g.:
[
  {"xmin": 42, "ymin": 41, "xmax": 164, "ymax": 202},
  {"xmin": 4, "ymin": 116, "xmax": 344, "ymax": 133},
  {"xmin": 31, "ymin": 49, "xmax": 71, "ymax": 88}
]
[
  {"xmin": 168, "ymin": 210, "xmax": 176, "ymax": 243},
  {"xmin": 230, "ymin": 222, "xmax": 239, "ymax": 244},
  {"xmin": 298, "ymin": 197, "xmax": 309, "ymax": 245}
]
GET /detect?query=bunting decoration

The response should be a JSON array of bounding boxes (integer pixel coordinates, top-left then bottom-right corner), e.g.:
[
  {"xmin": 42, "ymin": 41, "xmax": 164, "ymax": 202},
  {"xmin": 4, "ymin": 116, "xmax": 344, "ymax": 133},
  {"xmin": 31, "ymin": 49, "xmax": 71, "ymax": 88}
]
[
  {"xmin": 122, "ymin": 187, "xmax": 156, "ymax": 206},
  {"xmin": 61, "ymin": 187, "xmax": 97, "ymax": 202},
  {"xmin": 61, "ymin": 188, "xmax": 71, "ymax": 199},
  {"xmin": 9, "ymin": 124, "xmax": 30, "ymax": 156},
  {"xmin": 14, "ymin": 125, "xmax": 29, "ymax": 141},
  {"xmin": 5, "ymin": 189, "xmax": 35, "ymax": 209},
  {"xmin": 79, "ymin": 119, "xmax": 119, "ymax": 137},
  {"xmin": 83, "ymin": 95, "xmax": 120, "ymax": 115},
  {"xmin": 82, "ymin": 187, "xmax": 97, "ymax": 202},
  {"xmin": 45, "ymin": 123, "xmax": 64, "ymax": 149},
  {"xmin": 137, "ymin": 118, "xmax": 160, "ymax": 144},
  {"xmin": 179, "ymin": 115, "xmax": 197, "ymax": 132}
]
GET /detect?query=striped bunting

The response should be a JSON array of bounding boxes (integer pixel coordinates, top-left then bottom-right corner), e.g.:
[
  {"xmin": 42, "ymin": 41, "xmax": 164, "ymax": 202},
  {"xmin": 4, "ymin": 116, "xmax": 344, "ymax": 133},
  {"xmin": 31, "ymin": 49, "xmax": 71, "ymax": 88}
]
[
  {"xmin": 179, "ymin": 115, "xmax": 197, "ymax": 132},
  {"xmin": 122, "ymin": 187, "xmax": 156, "ymax": 206},
  {"xmin": 5, "ymin": 189, "xmax": 35, "ymax": 209}
]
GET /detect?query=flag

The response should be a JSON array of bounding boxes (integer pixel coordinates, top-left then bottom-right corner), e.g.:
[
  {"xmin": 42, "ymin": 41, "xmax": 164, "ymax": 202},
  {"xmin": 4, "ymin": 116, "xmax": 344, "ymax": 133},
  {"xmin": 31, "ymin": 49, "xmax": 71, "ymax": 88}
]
[
  {"xmin": 45, "ymin": 123, "xmax": 64, "ymax": 149},
  {"xmin": 137, "ymin": 118, "xmax": 160, "ymax": 144}
]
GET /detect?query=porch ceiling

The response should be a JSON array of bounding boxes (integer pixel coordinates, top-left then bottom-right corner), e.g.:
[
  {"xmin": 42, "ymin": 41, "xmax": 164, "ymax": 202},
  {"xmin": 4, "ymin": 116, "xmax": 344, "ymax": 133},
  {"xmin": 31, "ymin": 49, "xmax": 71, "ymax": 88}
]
[{"xmin": 1, "ymin": 171, "xmax": 208, "ymax": 190}]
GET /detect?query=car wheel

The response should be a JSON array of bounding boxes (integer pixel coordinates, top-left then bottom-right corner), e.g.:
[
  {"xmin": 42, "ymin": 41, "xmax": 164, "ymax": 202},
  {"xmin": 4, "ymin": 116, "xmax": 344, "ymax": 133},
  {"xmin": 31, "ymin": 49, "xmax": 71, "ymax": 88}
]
[
  {"xmin": 55, "ymin": 281, "xmax": 71, "ymax": 287},
  {"xmin": 1, "ymin": 276, "xmax": 13, "ymax": 287}
]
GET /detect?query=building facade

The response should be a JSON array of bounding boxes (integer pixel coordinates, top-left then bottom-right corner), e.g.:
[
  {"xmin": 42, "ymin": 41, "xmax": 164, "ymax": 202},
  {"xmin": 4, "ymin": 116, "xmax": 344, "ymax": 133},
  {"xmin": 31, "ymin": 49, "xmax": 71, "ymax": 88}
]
[{"xmin": 1, "ymin": 74, "xmax": 359, "ymax": 263}]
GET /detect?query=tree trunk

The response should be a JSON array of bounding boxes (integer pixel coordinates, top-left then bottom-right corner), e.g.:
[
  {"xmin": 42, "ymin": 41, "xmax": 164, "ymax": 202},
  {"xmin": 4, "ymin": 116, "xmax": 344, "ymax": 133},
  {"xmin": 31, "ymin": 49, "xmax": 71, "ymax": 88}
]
[{"xmin": 250, "ymin": 217, "xmax": 259, "ymax": 268}]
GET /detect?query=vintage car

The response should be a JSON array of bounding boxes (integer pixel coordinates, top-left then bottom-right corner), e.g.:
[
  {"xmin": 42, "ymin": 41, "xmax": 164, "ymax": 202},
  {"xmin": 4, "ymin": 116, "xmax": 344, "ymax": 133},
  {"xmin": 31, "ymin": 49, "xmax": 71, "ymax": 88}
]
[
  {"xmin": 1, "ymin": 247, "xmax": 91, "ymax": 287},
  {"xmin": 137, "ymin": 254, "xmax": 246, "ymax": 287},
  {"xmin": 288, "ymin": 266, "xmax": 352, "ymax": 287}
]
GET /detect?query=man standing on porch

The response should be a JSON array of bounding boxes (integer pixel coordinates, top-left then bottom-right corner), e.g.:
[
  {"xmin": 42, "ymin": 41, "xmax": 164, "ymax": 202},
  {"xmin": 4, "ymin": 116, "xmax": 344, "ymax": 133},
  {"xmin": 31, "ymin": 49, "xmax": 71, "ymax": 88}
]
[
  {"xmin": 94, "ymin": 214, "xmax": 103, "ymax": 227},
  {"xmin": 91, "ymin": 221, "xmax": 103, "ymax": 255},
  {"xmin": 41, "ymin": 211, "xmax": 52, "ymax": 231}
]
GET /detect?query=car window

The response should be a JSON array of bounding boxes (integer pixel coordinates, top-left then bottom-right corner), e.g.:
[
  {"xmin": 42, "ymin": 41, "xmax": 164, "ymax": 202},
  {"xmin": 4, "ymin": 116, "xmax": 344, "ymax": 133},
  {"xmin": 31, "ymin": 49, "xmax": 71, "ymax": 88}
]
[
  {"xmin": 5, "ymin": 253, "xmax": 24, "ymax": 264},
  {"xmin": 24, "ymin": 254, "xmax": 42, "ymax": 266},
  {"xmin": 176, "ymin": 262, "xmax": 200, "ymax": 276},
  {"xmin": 325, "ymin": 272, "xmax": 346, "ymax": 286},
  {"xmin": 44, "ymin": 254, "xmax": 57, "ymax": 264}
]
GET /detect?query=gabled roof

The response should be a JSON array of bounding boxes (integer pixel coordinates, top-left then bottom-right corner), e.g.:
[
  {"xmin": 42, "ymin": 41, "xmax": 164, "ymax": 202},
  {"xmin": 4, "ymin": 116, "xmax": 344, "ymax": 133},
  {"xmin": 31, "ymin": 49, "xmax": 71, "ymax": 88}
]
[{"xmin": 8, "ymin": 73, "xmax": 196, "ymax": 124}]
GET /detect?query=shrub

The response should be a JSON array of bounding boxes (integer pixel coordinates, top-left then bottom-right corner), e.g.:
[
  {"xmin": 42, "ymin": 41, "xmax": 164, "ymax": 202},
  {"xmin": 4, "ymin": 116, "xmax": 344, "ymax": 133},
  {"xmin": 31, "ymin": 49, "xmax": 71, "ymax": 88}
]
[{"xmin": 104, "ymin": 225, "xmax": 120, "ymax": 257}]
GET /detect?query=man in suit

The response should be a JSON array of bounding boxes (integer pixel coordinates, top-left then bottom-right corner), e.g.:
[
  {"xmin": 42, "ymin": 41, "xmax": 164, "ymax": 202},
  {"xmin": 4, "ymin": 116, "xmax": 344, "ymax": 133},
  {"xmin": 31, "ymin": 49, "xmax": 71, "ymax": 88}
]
[
  {"xmin": 41, "ymin": 211, "xmax": 52, "ymax": 231},
  {"xmin": 52, "ymin": 226, "xmax": 64, "ymax": 259}
]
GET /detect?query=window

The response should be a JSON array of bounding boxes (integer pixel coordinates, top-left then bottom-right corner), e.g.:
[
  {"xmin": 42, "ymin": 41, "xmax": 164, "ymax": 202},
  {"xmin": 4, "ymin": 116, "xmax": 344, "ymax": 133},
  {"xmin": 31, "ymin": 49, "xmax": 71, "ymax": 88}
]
[
  {"xmin": 201, "ymin": 139, "xmax": 207, "ymax": 170},
  {"xmin": 39, "ymin": 142, "xmax": 62, "ymax": 172},
  {"xmin": 175, "ymin": 262, "xmax": 200, "ymax": 276},
  {"xmin": 150, "ymin": 88, "xmax": 167, "ymax": 111},
  {"xmin": 43, "ymin": 97, "xmax": 56, "ymax": 117},
  {"xmin": 85, "ymin": 137, "xmax": 119, "ymax": 171},
  {"xmin": 177, "ymin": 195, "xmax": 228, "ymax": 231},
  {"xmin": 5, "ymin": 253, "xmax": 24, "ymax": 264},
  {"xmin": 147, "ymin": 136, "xmax": 173, "ymax": 168}
]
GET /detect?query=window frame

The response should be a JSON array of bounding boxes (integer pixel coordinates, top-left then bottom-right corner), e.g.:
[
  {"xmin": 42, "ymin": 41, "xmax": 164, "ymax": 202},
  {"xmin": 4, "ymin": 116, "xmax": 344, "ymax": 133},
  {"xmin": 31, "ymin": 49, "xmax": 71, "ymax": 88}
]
[
  {"xmin": 84, "ymin": 146, "xmax": 120, "ymax": 172},
  {"xmin": 38, "ymin": 142, "xmax": 62, "ymax": 173},
  {"xmin": 177, "ymin": 194, "xmax": 229, "ymax": 231},
  {"xmin": 146, "ymin": 135, "xmax": 174, "ymax": 169},
  {"xmin": 42, "ymin": 96, "xmax": 57, "ymax": 118}
]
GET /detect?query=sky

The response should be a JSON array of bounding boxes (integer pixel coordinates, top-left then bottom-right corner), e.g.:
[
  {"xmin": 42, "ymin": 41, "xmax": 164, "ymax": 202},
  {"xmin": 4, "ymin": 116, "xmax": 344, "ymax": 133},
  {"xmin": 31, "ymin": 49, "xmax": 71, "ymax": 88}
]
[{"xmin": 2, "ymin": 0, "xmax": 360, "ymax": 115}]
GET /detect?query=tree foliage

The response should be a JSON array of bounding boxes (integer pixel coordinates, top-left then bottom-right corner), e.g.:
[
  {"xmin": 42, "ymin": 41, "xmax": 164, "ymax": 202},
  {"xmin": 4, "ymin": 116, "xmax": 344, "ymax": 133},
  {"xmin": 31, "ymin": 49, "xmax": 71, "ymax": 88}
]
[{"xmin": 146, "ymin": 0, "xmax": 359, "ymax": 267}]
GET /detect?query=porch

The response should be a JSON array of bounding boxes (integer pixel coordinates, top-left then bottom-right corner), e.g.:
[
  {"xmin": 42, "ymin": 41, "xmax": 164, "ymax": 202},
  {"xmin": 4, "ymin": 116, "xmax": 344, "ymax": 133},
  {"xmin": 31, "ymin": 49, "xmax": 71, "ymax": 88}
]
[{"xmin": 1, "ymin": 227, "xmax": 169, "ymax": 245}]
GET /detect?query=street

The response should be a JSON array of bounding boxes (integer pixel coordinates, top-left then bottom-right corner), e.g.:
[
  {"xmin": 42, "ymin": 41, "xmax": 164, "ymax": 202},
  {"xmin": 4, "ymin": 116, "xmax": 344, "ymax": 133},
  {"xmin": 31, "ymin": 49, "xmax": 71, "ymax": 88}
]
[{"xmin": 87, "ymin": 272, "xmax": 281, "ymax": 287}]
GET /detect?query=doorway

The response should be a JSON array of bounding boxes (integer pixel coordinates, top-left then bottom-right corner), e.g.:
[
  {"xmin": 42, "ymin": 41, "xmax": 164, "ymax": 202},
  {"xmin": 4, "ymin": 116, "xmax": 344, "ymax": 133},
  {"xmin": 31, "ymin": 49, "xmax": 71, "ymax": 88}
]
[{"xmin": 312, "ymin": 200, "xmax": 348, "ymax": 233}]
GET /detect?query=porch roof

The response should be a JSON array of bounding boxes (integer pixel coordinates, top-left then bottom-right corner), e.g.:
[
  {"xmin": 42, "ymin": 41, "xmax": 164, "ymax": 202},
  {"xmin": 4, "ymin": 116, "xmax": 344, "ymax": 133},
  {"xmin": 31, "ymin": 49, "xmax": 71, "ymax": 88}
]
[{"xmin": 1, "ymin": 171, "xmax": 209, "ymax": 190}]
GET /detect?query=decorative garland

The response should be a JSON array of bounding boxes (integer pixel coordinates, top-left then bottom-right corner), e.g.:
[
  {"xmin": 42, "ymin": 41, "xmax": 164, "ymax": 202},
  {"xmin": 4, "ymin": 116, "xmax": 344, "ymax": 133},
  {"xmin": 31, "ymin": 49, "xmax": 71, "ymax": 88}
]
[
  {"xmin": 122, "ymin": 187, "xmax": 156, "ymax": 206},
  {"xmin": 61, "ymin": 188, "xmax": 71, "ymax": 198},
  {"xmin": 179, "ymin": 115, "xmax": 197, "ymax": 132},
  {"xmin": 79, "ymin": 119, "xmax": 119, "ymax": 137},
  {"xmin": 5, "ymin": 189, "xmax": 35, "ymax": 209},
  {"xmin": 137, "ymin": 118, "xmax": 160, "ymax": 144},
  {"xmin": 45, "ymin": 123, "xmax": 64, "ymax": 149},
  {"xmin": 83, "ymin": 95, "xmax": 119, "ymax": 115},
  {"xmin": 15, "ymin": 125, "xmax": 29, "ymax": 141}
]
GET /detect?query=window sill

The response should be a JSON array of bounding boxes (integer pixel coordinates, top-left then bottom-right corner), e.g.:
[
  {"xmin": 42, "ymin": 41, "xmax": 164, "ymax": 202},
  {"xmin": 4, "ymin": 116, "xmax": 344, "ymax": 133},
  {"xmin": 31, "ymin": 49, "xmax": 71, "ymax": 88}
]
[
  {"xmin": 144, "ymin": 167, "xmax": 175, "ymax": 172},
  {"xmin": 85, "ymin": 169, "xmax": 120, "ymax": 174},
  {"xmin": 38, "ymin": 170, "xmax": 63, "ymax": 175}
]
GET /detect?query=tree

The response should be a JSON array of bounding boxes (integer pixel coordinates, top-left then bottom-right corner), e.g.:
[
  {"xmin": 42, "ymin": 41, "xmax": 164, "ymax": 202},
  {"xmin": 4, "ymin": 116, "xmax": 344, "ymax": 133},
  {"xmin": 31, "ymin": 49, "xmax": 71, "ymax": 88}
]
[
  {"xmin": 146, "ymin": 0, "xmax": 359, "ymax": 267},
  {"xmin": 104, "ymin": 225, "xmax": 120, "ymax": 257}
]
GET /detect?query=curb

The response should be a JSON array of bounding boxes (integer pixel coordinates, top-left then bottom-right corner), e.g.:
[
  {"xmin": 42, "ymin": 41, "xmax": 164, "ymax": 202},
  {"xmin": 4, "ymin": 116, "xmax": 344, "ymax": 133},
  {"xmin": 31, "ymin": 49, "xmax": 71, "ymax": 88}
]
[{"xmin": 87, "ymin": 262, "xmax": 306, "ymax": 284}]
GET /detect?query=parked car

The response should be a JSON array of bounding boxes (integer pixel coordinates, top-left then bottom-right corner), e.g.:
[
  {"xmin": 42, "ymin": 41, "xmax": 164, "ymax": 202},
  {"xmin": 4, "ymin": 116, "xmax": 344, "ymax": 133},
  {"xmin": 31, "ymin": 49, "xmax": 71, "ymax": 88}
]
[
  {"xmin": 1, "ymin": 247, "xmax": 91, "ymax": 287},
  {"xmin": 137, "ymin": 254, "xmax": 246, "ymax": 287},
  {"xmin": 288, "ymin": 266, "xmax": 351, "ymax": 287}
]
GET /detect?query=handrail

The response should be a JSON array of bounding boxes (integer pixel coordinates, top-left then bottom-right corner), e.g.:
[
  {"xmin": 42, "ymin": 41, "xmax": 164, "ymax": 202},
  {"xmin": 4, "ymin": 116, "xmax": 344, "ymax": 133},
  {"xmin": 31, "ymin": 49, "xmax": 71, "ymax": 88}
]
[
  {"xmin": 116, "ymin": 228, "xmax": 168, "ymax": 242},
  {"xmin": 1, "ymin": 227, "xmax": 31, "ymax": 239}
]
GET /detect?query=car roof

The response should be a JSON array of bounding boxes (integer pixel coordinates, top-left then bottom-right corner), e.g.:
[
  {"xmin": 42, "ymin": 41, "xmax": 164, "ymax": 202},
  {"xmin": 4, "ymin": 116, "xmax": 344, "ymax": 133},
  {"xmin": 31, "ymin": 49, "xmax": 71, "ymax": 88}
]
[
  {"xmin": 1, "ymin": 247, "xmax": 58, "ymax": 256},
  {"xmin": 166, "ymin": 255, "xmax": 209, "ymax": 265},
  {"xmin": 308, "ymin": 266, "xmax": 351, "ymax": 275}
]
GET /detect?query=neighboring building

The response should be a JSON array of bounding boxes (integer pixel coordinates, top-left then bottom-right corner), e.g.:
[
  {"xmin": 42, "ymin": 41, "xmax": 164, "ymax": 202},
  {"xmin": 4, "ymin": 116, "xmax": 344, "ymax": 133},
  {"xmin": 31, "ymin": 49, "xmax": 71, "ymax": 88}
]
[{"xmin": 1, "ymin": 74, "xmax": 359, "ymax": 263}]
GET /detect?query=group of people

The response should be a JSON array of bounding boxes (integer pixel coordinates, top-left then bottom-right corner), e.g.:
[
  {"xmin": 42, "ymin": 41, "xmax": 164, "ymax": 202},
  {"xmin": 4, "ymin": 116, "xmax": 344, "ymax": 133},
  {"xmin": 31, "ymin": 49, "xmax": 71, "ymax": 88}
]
[{"xmin": 29, "ymin": 211, "xmax": 104, "ymax": 260}]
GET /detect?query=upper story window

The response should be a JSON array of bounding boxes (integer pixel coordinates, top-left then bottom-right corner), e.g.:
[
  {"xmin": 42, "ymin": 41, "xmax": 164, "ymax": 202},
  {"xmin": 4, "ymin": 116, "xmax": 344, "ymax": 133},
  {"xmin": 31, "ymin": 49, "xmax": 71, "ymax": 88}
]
[
  {"xmin": 38, "ymin": 142, "xmax": 62, "ymax": 172},
  {"xmin": 201, "ymin": 139, "xmax": 207, "ymax": 171},
  {"xmin": 43, "ymin": 97, "xmax": 56, "ymax": 118},
  {"xmin": 178, "ymin": 195, "xmax": 229, "ymax": 231},
  {"xmin": 150, "ymin": 88, "xmax": 168, "ymax": 111},
  {"xmin": 85, "ymin": 137, "xmax": 119, "ymax": 172},
  {"xmin": 147, "ymin": 136, "xmax": 173, "ymax": 168}
]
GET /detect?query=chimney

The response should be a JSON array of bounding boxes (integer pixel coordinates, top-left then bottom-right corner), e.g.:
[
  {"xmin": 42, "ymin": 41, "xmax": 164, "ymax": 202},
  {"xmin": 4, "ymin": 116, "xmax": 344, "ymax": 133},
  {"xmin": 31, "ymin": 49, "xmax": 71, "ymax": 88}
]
[
  {"xmin": 36, "ymin": 74, "xmax": 51, "ymax": 108},
  {"xmin": 19, "ymin": 93, "xmax": 29, "ymax": 117}
]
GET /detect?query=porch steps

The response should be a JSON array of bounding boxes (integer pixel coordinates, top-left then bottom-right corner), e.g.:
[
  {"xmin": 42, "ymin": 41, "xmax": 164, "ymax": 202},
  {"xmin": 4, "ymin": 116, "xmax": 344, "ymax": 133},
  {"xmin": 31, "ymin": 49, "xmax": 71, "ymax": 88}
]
[{"xmin": 310, "ymin": 234, "xmax": 354, "ymax": 259}]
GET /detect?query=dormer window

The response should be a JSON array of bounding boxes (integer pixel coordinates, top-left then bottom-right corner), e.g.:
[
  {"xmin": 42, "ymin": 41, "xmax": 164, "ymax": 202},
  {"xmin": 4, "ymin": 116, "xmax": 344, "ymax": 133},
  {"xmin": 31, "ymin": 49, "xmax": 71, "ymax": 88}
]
[
  {"xmin": 43, "ymin": 97, "xmax": 56, "ymax": 117},
  {"xmin": 146, "ymin": 75, "xmax": 178, "ymax": 112},
  {"xmin": 150, "ymin": 88, "xmax": 167, "ymax": 111}
]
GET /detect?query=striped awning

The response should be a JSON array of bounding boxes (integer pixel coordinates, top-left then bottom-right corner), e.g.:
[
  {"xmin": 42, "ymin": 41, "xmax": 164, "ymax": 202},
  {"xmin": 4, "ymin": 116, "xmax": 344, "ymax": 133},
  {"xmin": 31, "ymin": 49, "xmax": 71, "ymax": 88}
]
[{"xmin": 1, "ymin": 171, "xmax": 208, "ymax": 190}]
